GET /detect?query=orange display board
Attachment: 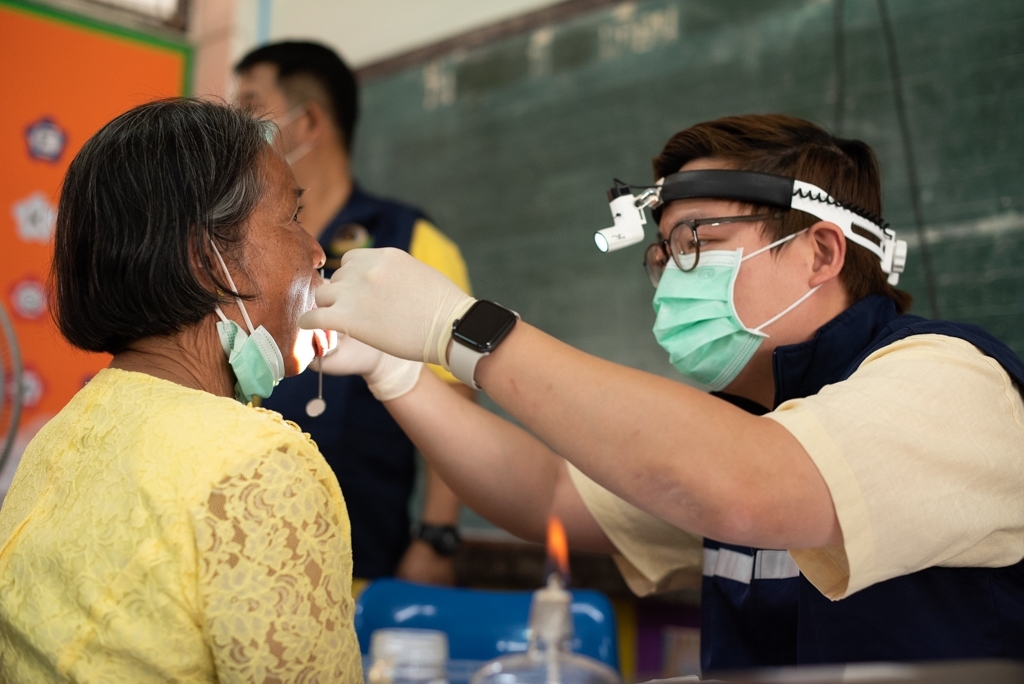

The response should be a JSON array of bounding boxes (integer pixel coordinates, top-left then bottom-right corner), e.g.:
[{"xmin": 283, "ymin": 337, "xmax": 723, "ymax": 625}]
[{"xmin": 0, "ymin": 0, "xmax": 190, "ymax": 448}]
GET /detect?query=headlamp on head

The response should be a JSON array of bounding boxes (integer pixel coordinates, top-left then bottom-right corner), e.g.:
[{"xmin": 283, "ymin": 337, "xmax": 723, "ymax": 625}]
[
  {"xmin": 595, "ymin": 169, "xmax": 908, "ymax": 285},
  {"xmin": 593, "ymin": 180, "xmax": 661, "ymax": 253}
]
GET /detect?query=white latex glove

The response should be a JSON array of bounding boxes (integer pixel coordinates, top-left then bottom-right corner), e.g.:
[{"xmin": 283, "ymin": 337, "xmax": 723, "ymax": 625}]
[
  {"xmin": 318, "ymin": 334, "xmax": 424, "ymax": 402},
  {"xmin": 299, "ymin": 247, "xmax": 475, "ymax": 369}
]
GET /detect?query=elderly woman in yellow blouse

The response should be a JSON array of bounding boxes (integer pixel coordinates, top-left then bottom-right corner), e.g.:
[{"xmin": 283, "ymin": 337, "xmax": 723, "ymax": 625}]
[{"xmin": 0, "ymin": 99, "xmax": 361, "ymax": 682}]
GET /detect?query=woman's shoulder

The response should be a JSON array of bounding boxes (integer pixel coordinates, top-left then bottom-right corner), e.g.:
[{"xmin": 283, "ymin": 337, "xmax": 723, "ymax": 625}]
[{"xmin": 79, "ymin": 368, "xmax": 323, "ymax": 475}]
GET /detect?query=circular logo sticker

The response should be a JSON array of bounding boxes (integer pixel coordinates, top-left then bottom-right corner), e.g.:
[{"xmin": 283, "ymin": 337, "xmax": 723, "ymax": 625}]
[
  {"xmin": 325, "ymin": 223, "xmax": 372, "ymax": 268},
  {"xmin": 11, "ymin": 280, "xmax": 47, "ymax": 320},
  {"xmin": 17, "ymin": 367, "xmax": 45, "ymax": 408},
  {"xmin": 25, "ymin": 117, "xmax": 67, "ymax": 162},
  {"xmin": 12, "ymin": 192, "xmax": 57, "ymax": 243}
]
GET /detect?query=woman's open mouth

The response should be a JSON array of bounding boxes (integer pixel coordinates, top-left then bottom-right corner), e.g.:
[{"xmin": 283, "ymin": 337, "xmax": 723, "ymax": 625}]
[
  {"xmin": 307, "ymin": 302, "xmax": 337, "ymax": 358},
  {"xmin": 311, "ymin": 328, "xmax": 336, "ymax": 357}
]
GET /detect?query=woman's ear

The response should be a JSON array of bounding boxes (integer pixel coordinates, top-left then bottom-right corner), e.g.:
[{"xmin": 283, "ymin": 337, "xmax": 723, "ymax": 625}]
[{"xmin": 807, "ymin": 221, "xmax": 846, "ymax": 288}]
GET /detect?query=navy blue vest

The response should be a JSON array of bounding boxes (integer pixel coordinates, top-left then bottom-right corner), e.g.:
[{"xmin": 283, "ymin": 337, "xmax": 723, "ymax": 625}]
[
  {"xmin": 701, "ymin": 294, "xmax": 1024, "ymax": 672},
  {"xmin": 262, "ymin": 185, "xmax": 425, "ymax": 579}
]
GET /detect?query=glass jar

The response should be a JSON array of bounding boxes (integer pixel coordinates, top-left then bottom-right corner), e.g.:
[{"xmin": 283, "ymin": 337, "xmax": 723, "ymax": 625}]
[{"xmin": 368, "ymin": 628, "xmax": 449, "ymax": 684}]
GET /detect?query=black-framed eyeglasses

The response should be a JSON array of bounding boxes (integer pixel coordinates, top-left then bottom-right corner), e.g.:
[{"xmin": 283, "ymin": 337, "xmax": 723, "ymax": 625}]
[{"xmin": 643, "ymin": 213, "xmax": 778, "ymax": 287}]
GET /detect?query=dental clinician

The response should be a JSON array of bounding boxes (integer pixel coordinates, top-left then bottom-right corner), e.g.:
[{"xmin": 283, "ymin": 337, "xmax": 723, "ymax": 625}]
[{"xmin": 301, "ymin": 114, "xmax": 1024, "ymax": 670}]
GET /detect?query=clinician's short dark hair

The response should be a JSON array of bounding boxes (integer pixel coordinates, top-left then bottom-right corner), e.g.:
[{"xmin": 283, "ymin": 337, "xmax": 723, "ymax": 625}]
[
  {"xmin": 654, "ymin": 114, "xmax": 913, "ymax": 314},
  {"xmin": 235, "ymin": 41, "xmax": 359, "ymax": 152},
  {"xmin": 52, "ymin": 98, "xmax": 268, "ymax": 355}
]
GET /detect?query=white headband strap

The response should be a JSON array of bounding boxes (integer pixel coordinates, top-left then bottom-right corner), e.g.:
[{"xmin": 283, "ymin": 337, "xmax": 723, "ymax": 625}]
[{"xmin": 790, "ymin": 180, "xmax": 907, "ymax": 286}]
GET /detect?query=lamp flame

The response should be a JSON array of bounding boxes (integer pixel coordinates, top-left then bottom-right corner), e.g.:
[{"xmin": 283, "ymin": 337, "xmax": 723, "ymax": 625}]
[{"xmin": 545, "ymin": 516, "xmax": 570, "ymax": 585}]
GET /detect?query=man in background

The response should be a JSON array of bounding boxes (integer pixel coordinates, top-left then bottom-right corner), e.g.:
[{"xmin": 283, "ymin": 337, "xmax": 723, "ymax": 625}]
[{"xmin": 235, "ymin": 41, "xmax": 473, "ymax": 586}]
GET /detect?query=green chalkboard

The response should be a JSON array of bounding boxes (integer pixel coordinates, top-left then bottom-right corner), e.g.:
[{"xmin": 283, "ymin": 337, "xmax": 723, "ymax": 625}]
[{"xmin": 353, "ymin": 0, "xmax": 1024, "ymax": 529}]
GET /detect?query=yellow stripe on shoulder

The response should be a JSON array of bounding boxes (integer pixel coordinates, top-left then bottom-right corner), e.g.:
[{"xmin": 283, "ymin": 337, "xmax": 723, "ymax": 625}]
[
  {"xmin": 426, "ymin": 362, "xmax": 461, "ymax": 385},
  {"xmin": 409, "ymin": 219, "xmax": 473, "ymax": 295}
]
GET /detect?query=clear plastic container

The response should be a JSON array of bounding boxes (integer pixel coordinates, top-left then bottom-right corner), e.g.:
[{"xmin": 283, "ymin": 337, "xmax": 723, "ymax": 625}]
[{"xmin": 368, "ymin": 628, "xmax": 450, "ymax": 684}]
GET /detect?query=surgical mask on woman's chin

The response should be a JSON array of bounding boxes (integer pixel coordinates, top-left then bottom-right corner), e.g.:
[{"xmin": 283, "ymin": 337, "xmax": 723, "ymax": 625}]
[
  {"xmin": 215, "ymin": 316, "xmax": 286, "ymax": 403},
  {"xmin": 209, "ymin": 241, "xmax": 286, "ymax": 403},
  {"xmin": 651, "ymin": 230, "xmax": 820, "ymax": 392}
]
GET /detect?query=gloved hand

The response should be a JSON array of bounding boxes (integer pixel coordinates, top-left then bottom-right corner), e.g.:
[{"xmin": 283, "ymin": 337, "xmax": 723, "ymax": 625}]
[
  {"xmin": 299, "ymin": 247, "xmax": 475, "ymax": 369},
  {"xmin": 318, "ymin": 334, "xmax": 424, "ymax": 402}
]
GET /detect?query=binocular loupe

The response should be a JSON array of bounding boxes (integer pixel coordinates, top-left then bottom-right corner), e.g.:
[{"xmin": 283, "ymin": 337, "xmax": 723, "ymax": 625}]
[{"xmin": 594, "ymin": 182, "xmax": 660, "ymax": 253}]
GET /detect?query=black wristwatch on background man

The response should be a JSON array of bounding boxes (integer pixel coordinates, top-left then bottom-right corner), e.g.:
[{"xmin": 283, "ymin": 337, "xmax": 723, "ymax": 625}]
[{"xmin": 412, "ymin": 522, "xmax": 462, "ymax": 557}]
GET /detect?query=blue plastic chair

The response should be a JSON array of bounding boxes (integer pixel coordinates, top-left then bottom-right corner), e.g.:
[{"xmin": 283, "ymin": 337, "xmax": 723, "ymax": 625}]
[{"xmin": 355, "ymin": 579, "xmax": 619, "ymax": 670}]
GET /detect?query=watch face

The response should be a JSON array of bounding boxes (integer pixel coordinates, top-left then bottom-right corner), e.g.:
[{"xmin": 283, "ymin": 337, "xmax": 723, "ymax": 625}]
[
  {"xmin": 453, "ymin": 300, "xmax": 517, "ymax": 353},
  {"xmin": 416, "ymin": 524, "xmax": 461, "ymax": 556},
  {"xmin": 438, "ymin": 529, "xmax": 459, "ymax": 555}
]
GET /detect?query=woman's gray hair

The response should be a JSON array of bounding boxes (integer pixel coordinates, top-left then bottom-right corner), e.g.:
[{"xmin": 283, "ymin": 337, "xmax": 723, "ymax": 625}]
[
  {"xmin": 207, "ymin": 119, "xmax": 274, "ymax": 231},
  {"xmin": 52, "ymin": 98, "xmax": 272, "ymax": 355}
]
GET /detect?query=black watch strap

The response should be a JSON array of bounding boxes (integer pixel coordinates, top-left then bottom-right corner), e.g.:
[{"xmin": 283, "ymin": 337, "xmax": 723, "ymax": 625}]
[{"xmin": 412, "ymin": 523, "xmax": 462, "ymax": 557}]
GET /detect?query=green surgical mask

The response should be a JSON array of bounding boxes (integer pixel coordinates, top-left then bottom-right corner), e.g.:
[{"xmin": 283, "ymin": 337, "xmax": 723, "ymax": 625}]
[
  {"xmin": 210, "ymin": 242, "xmax": 286, "ymax": 403},
  {"xmin": 214, "ymin": 313, "xmax": 285, "ymax": 404},
  {"xmin": 652, "ymin": 232, "xmax": 818, "ymax": 392}
]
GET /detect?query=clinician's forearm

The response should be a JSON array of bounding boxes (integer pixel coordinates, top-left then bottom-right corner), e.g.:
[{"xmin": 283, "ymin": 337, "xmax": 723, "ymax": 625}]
[
  {"xmin": 475, "ymin": 323, "xmax": 841, "ymax": 550},
  {"xmin": 420, "ymin": 464, "xmax": 460, "ymax": 524},
  {"xmin": 385, "ymin": 370, "xmax": 563, "ymax": 543},
  {"xmin": 417, "ymin": 385, "xmax": 474, "ymax": 525}
]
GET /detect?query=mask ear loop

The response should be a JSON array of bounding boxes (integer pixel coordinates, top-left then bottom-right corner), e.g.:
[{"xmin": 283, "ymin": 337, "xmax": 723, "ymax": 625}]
[
  {"xmin": 271, "ymin": 105, "xmax": 316, "ymax": 166},
  {"xmin": 740, "ymin": 228, "xmax": 806, "ymax": 262},
  {"xmin": 737, "ymin": 228, "xmax": 821, "ymax": 333},
  {"xmin": 209, "ymin": 239, "xmax": 256, "ymax": 335},
  {"xmin": 284, "ymin": 140, "xmax": 316, "ymax": 166},
  {"xmin": 265, "ymin": 105, "xmax": 307, "ymax": 144},
  {"xmin": 752, "ymin": 285, "xmax": 821, "ymax": 333},
  {"xmin": 277, "ymin": 104, "xmax": 306, "ymax": 129}
]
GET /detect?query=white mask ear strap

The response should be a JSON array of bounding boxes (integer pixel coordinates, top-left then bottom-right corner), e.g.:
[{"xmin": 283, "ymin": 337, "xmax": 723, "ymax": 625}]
[
  {"xmin": 741, "ymin": 228, "xmax": 807, "ymax": 262},
  {"xmin": 753, "ymin": 285, "xmax": 821, "ymax": 333},
  {"xmin": 278, "ymin": 104, "xmax": 306, "ymax": 128},
  {"xmin": 284, "ymin": 139, "xmax": 316, "ymax": 166},
  {"xmin": 210, "ymin": 239, "xmax": 256, "ymax": 334}
]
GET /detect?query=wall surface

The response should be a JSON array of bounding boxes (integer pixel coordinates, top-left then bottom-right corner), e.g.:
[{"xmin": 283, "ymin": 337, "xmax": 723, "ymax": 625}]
[
  {"xmin": 231, "ymin": 0, "xmax": 564, "ymax": 68},
  {"xmin": 0, "ymin": 0, "xmax": 189, "ymax": 493},
  {"xmin": 190, "ymin": 0, "xmax": 235, "ymax": 97}
]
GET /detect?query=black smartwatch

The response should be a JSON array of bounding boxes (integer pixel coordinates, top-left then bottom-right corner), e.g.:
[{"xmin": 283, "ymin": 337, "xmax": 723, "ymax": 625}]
[
  {"xmin": 412, "ymin": 523, "xmax": 462, "ymax": 557},
  {"xmin": 449, "ymin": 300, "xmax": 519, "ymax": 389}
]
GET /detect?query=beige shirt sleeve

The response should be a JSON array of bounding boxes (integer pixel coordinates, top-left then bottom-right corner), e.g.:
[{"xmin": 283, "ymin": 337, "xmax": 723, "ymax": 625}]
[
  {"xmin": 567, "ymin": 463, "xmax": 703, "ymax": 596},
  {"xmin": 766, "ymin": 334, "xmax": 1024, "ymax": 600}
]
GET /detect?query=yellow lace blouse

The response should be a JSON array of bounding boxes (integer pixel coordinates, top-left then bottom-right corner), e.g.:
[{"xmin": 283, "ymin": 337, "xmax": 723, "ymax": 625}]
[{"xmin": 0, "ymin": 368, "xmax": 362, "ymax": 683}]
